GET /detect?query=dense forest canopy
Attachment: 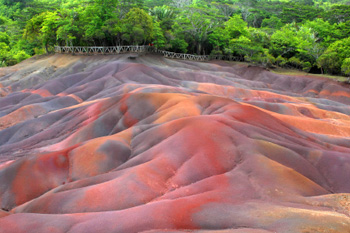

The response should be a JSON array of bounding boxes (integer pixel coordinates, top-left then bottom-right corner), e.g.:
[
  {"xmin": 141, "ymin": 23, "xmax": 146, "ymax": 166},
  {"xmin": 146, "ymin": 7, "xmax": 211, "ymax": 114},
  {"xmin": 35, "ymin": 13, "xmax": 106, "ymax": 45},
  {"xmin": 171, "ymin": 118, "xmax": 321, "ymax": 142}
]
[{"xmin": 1, "ymin": 0, "xmax": 350, "ymax": 76}]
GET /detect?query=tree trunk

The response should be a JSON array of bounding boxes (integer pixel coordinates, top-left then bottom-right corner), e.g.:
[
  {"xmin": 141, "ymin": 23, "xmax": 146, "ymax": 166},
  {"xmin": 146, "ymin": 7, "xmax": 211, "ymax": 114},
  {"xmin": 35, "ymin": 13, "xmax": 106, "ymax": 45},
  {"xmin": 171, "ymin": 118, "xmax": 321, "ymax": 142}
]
[
  {"xmin": 45, "ymin": 43, "xmax": 49, "ymax": 54},
  {"xmin": 197, "ymin": 43, "xmax": 202, "ymax": 55}
]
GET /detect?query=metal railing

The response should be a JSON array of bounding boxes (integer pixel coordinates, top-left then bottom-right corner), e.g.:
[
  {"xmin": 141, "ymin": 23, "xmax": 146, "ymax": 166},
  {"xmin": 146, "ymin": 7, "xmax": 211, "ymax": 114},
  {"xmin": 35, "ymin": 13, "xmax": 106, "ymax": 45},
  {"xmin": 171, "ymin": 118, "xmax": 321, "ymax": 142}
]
[{"xmin": 54, "ymin": 45, "xmax": 241, "ymax": 62}]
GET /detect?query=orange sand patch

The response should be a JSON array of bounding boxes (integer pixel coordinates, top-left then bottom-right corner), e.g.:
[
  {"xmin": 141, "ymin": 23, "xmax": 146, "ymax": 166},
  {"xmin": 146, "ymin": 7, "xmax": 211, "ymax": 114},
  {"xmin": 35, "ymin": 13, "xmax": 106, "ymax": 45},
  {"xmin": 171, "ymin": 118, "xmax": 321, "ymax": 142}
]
[
  {"xmin": 0, "ymin": 105, "xmax": 47, "ymax": 130},
  {"xmin": 270, "ymin": 111, "xmax": 350, "ymax": 137},
  {"xmin": 196, "ymin": 82, "xmax": 303, "ymax": 103},
  {"xmin": 57, "ymin": 93, "xmax": 83, "ymax": 103},
  {"xmin": 320, "ymin": 89, "xmax": 350, "ymax": 98},
  {"xmin": 21, "ymin": 89, "xmax": 53, "ymax": 97}
]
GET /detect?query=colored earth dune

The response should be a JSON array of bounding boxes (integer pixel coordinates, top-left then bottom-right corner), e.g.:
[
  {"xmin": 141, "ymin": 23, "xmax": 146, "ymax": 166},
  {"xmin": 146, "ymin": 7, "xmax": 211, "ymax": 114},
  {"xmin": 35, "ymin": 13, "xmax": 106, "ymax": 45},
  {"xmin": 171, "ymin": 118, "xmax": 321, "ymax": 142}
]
[{"xmin": 0, "ymin": 54, "xmax": 350, "ymax": 233}]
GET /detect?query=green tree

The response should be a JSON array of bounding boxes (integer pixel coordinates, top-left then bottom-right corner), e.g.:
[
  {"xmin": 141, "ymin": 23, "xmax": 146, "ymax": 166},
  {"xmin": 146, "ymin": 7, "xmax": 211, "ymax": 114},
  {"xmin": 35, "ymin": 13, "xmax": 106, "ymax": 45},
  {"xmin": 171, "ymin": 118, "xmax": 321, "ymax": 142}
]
[
  {"xmin": 212, "ymin": 1, "xmax": 238, "ymax": 21},
  {"xmin": 150, "ymin": 5, "xmax": 174, "ymax": 21},
  {"xmin": 169, "ymin": 22, "xmax": 189, "ymax": 53},
  {"xmin": 118, "ymin": 0, "xmax": 144, "ymax": 18},
  {"xmin": 317, "ymin": 37, "xmax": 350, "ymax": 74},
  {"xmin": 80, "ymin": 0, "xmax": 119, "ymax": 45},
  {"xmin": 336, "ymin": 21, "xmax": 350, "ymax": 40},
  {"xmin": 170, "ymin": 37, "xmax": 188, "ymax": 53},
  {"xmin": 295, "ymin": 26, "xmax": 321, "ymax": 63},
  {"xmin": 24, "ymin": 11, "xmax": 59, "ymax": 53},
  {"xmin": 261, "ymin": 16, "xmax": 283, "ymax": 29},
  {"xmin": 172, "ymin": 6, "xmax": 216, "ymax": 55},
  {"xmin": 229, "ymin": 35, "xmax": 263, "ymax": 61},
  {"xmin": 150, "ymin": 5, "xmax": 174, "ymax": 31},
  {"xmin": 0, "ymin": 42, "xmax": 10, "ymax": 65},
  {"xmin": 121, "ymin": 8, "xmax": 153, "ymax": 45},
  {"xmin": 281, "ymin": 3, "xmax": 323, "ymax": 24},
  {"xmin": 246, "ymin": 9, "xmax": 268, "ymax": 28},
  {"xmin": 0, "ymin": 31, "xmax": 9, "ymax": 44},
  {"xmin": 323, "ymin": 5, "xmax": 350, "ymax": 24},
  {"xmin": 224, "ymin": 15, "xmax": 248, "ymax": 39},
  {"xmin": 152, "ymin": 21, "xmax": 166, "ymax": 49},
  {"xmin": 302, "ymin": 18, "xmax": 339, "ymax": 46},
  {"xmin": 56, "ymin": 9, "xmax": 82, "ymax": 46},
  {"xmin": 208, "ymin": 26, "xmax": 230, "ymax": 55},
  {"xmin": 269, "ymin": 25, "xmax": 298, "ymax": 59}
]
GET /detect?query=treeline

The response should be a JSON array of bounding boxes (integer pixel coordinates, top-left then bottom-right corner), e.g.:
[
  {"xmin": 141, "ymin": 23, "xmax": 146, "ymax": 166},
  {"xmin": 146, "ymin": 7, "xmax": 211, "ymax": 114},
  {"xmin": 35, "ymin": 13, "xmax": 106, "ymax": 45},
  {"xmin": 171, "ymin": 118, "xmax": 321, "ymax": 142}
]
[{"xmin": 1, "ymin": 0, "xmax": 350, "ymax": 76}]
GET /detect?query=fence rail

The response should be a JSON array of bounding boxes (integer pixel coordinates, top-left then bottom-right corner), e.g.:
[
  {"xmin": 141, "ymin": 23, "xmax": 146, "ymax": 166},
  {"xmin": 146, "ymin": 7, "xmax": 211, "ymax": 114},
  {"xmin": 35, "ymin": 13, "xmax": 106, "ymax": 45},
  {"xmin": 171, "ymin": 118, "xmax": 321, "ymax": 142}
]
[{"xmin": 54, "ymin": 45, "xmax": 241, "ymax": 62}]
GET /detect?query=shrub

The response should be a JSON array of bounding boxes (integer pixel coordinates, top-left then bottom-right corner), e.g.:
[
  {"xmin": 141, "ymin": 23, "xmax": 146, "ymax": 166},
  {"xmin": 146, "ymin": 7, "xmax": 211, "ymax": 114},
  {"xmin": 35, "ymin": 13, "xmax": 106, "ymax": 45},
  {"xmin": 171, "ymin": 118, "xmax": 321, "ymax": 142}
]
[
  {"xmin": 302, "ymin": 61, "xmax": 312, "ymax": 73},
  {"xmin": 276, "ymin": 55, "xmax": 287, "ymax": 67},
  {"xmin": 288, "ymin": 56, "xmax": 302, "ymax": 69},
  {"xmin": 13, "ymin": 50, "xmax": 30, "ymax": 63},
  {"xmin": 341, "ymin": 58, "xmax": 350, "ymax": 77}
]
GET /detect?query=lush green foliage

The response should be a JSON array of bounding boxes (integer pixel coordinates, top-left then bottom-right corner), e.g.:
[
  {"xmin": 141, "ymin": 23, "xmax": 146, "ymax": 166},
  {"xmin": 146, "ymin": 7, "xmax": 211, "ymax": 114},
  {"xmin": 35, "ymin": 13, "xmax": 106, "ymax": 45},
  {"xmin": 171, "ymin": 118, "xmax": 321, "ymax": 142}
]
[{"xmin": 1, "ymin": 0, "xmax": 350, "ymax": 77}]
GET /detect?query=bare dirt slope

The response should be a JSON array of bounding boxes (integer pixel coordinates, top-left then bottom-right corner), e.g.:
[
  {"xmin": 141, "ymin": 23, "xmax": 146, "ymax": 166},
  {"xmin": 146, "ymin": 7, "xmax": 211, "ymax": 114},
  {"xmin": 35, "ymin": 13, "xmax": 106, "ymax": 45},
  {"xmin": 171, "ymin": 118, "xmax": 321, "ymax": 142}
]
[{"xmin": 0, "ymin": 54, "xmax": 350, "ymax": 233}]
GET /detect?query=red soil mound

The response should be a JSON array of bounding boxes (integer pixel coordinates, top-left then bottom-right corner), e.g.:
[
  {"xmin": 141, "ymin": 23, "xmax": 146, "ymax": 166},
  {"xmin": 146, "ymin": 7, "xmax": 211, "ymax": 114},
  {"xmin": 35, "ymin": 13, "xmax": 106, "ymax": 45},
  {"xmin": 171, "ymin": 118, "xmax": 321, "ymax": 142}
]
[{"xmin": 0, "ymin": 54, "xmax": 349, "ymax": 232}]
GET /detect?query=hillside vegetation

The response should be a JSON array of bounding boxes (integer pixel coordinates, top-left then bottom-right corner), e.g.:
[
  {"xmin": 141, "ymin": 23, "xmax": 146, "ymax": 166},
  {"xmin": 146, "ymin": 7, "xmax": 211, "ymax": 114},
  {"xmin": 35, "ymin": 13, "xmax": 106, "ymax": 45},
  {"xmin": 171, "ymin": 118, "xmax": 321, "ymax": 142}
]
[{"xmin": 1, "ymin": 0, "xmax": 350, "ymax": 76}]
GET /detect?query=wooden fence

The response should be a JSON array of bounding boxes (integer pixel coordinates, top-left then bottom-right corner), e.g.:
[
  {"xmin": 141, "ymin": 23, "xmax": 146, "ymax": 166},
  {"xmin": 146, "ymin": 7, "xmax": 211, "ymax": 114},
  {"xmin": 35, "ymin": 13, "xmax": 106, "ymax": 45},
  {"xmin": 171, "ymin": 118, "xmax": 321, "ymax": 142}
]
[
  {"xmin": 54, "ymin": 45, "xmax": 241, "ymax": 62},
  {"xmin": 54, "ymin": 45, "xmax": 149, "ymax": 55}
]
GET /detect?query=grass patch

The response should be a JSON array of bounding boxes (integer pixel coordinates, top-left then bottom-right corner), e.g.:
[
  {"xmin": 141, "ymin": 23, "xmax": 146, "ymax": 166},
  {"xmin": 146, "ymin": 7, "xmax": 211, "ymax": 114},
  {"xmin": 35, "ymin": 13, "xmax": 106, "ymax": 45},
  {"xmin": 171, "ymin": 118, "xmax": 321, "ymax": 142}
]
[{"xmin": 272, "ymin": 67, "xmax": 349, "ymax": 82}]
